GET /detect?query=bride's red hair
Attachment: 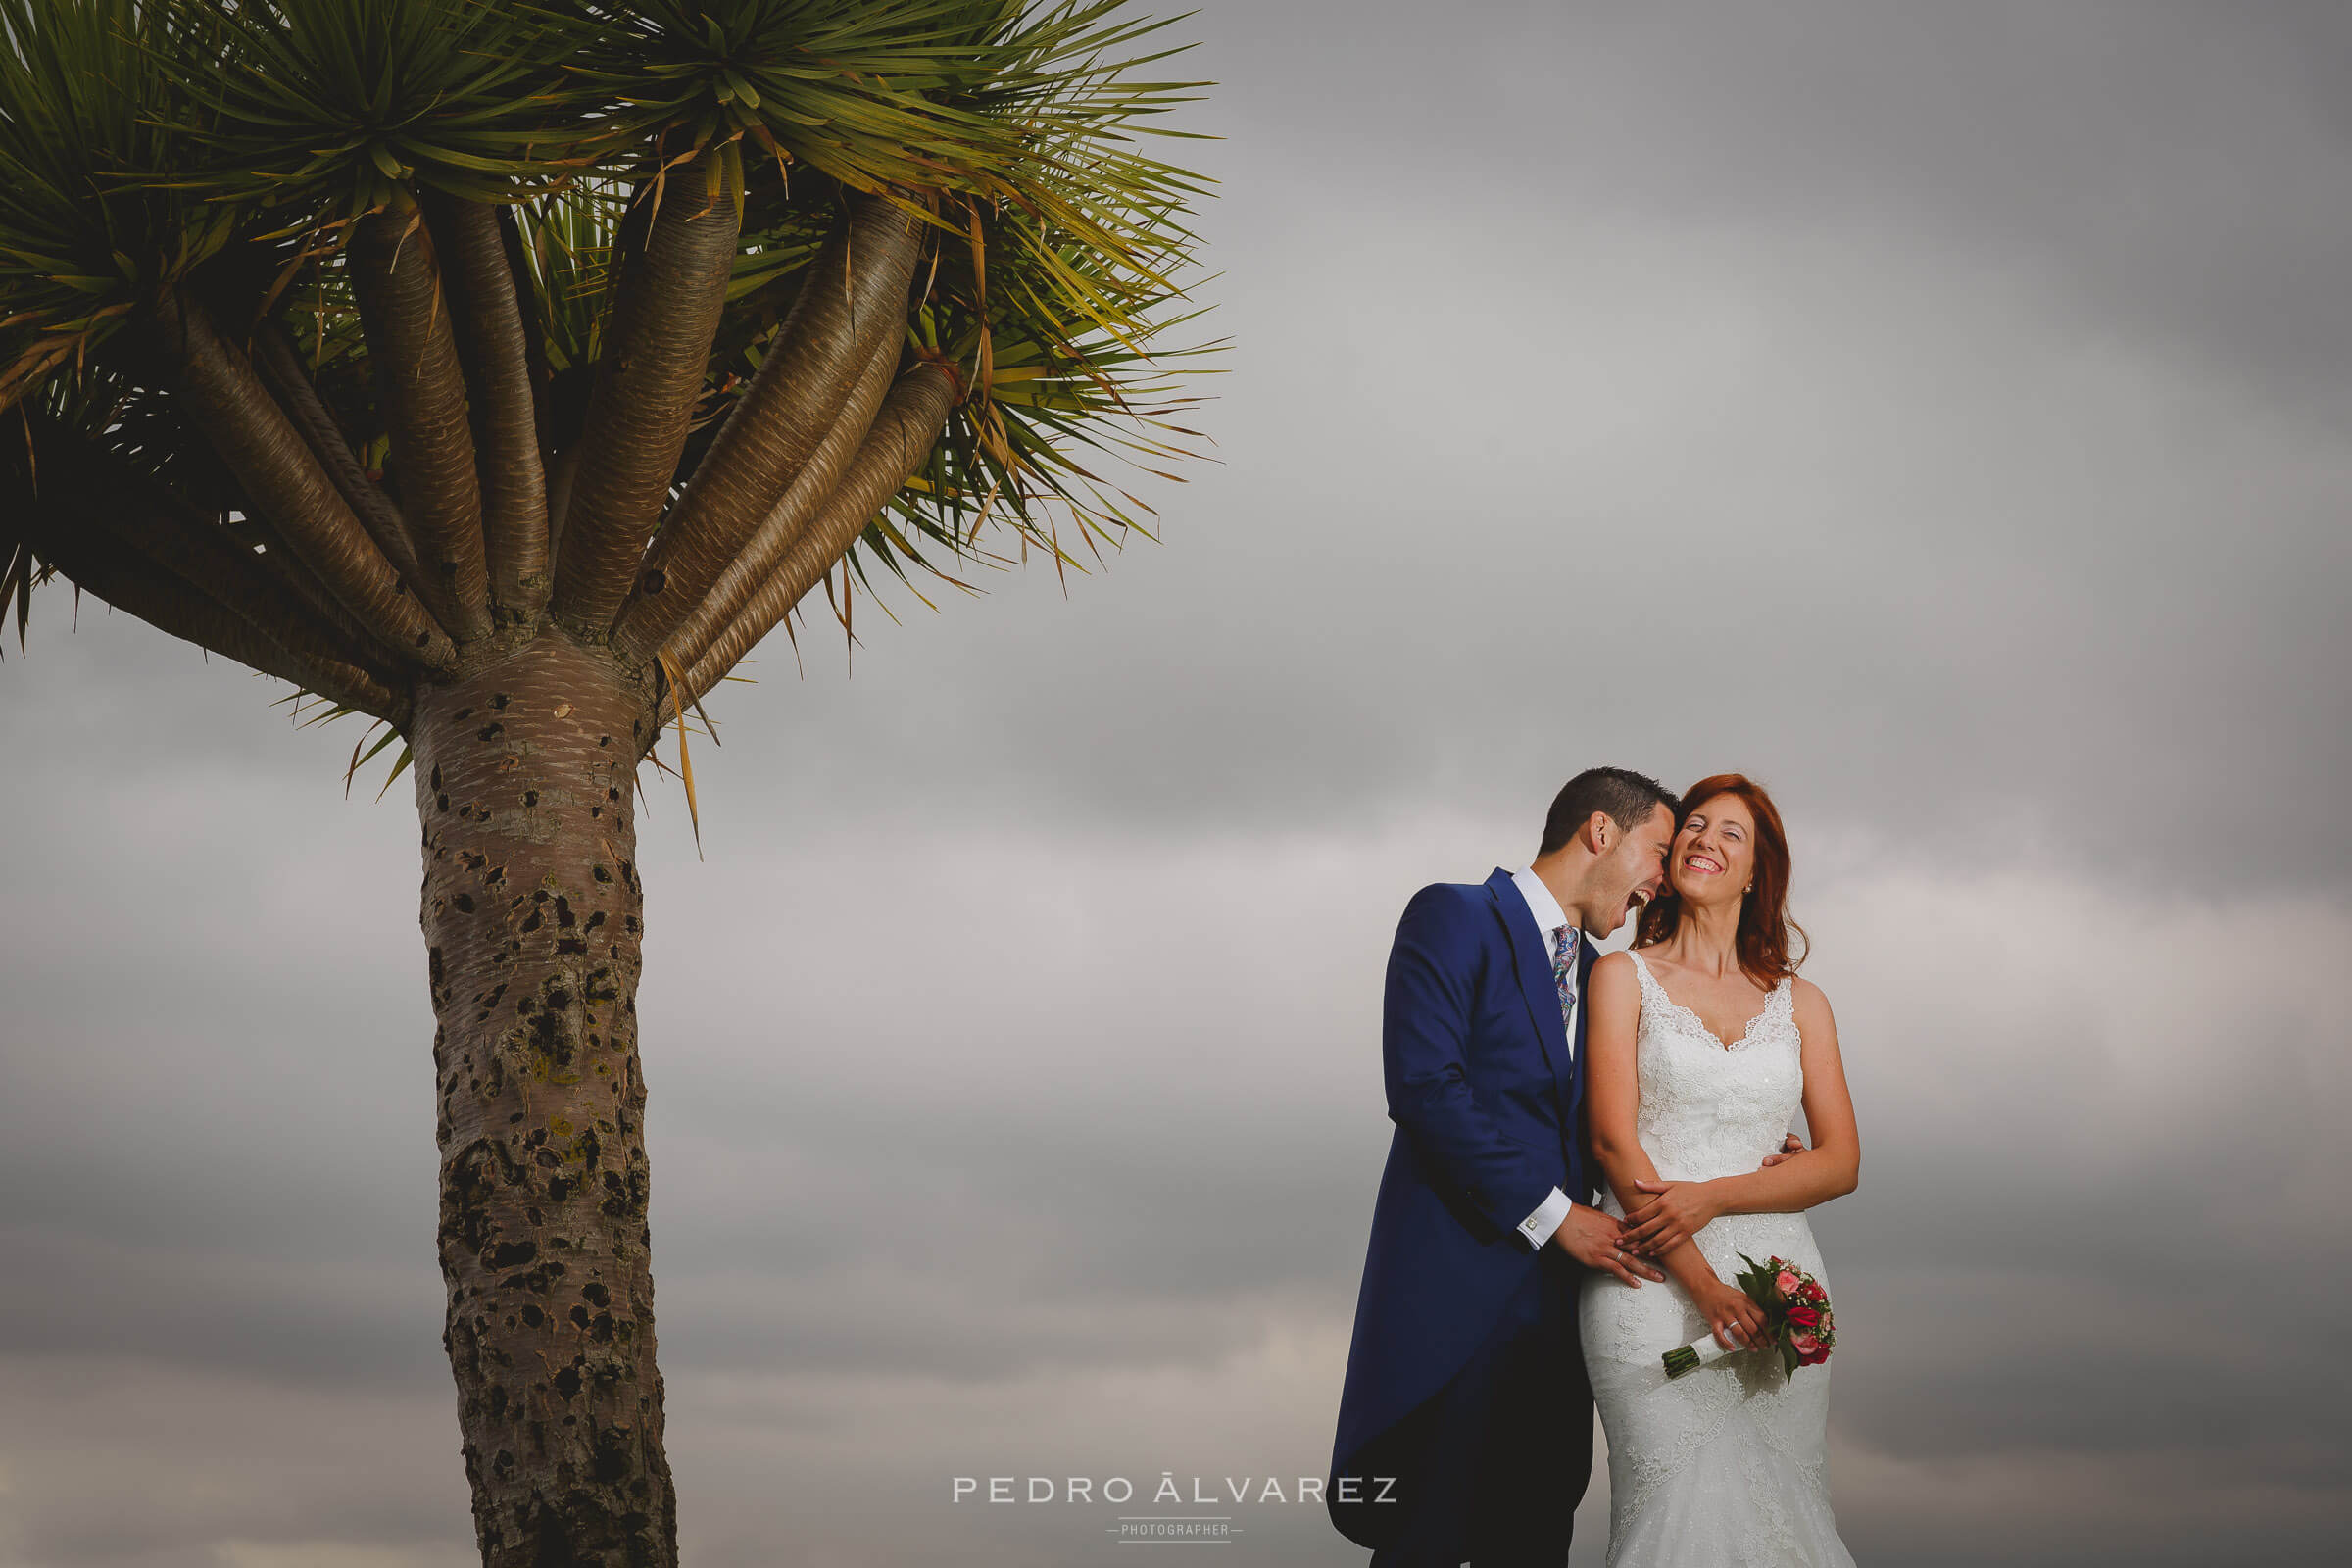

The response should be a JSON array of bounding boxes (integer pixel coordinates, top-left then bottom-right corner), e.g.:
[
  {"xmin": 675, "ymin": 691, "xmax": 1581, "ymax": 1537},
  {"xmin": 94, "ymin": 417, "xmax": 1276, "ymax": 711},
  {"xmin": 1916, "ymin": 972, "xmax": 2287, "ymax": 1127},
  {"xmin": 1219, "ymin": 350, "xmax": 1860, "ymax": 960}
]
[{"xmin": 1634, "ymin": 773, "xmax": 1808, "ymax": 987}]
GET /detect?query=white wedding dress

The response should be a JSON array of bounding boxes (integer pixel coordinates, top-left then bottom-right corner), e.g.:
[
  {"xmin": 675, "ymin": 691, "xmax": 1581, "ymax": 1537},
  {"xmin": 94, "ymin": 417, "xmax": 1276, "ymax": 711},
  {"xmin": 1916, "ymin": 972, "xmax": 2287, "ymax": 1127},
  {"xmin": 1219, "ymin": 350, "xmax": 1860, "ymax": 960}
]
[{"xmin": 1577, "ymin": 950, "xmax": 1856, "ymax": 1567}]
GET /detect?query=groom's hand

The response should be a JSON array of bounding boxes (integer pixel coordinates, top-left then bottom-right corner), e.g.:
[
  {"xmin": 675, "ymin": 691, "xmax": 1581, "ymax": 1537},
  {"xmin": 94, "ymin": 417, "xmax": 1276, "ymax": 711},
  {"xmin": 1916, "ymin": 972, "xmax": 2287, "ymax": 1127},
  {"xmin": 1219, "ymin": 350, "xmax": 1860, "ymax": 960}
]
[{"xmin": 1550, "ymin": 1202, "xmax": 1666, "ymax": 1288}]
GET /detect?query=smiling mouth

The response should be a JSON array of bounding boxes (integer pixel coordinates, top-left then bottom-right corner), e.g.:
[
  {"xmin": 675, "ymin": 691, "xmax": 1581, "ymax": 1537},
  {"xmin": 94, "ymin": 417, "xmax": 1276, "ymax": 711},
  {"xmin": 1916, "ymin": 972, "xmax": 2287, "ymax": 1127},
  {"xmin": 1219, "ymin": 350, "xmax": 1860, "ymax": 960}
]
[{"xmin": 1685, "ymin": 856, "xmax": 1723, "ymax": 874}]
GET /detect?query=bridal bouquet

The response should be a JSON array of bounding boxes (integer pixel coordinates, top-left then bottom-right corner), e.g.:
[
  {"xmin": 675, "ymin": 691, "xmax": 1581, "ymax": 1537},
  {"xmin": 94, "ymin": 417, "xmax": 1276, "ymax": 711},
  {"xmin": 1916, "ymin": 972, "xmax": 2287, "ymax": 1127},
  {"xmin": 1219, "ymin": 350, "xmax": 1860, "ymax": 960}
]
[{"xmin": 1661, "ymin": 1254, "xmax": 1835, "ymax": 1380}]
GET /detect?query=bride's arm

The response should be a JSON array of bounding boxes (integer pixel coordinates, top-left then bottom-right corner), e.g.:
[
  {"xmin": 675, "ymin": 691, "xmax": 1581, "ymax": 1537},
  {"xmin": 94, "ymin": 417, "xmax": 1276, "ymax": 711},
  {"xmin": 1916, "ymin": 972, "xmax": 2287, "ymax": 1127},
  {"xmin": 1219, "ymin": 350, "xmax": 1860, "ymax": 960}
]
[
  {"xmin": 1584, "ymin": 955, "xmax": 1732, "ymax": 1298},
  {"xmin": 1619, "ymin": 978, "xmax": 1861, "ymax": 1256}
]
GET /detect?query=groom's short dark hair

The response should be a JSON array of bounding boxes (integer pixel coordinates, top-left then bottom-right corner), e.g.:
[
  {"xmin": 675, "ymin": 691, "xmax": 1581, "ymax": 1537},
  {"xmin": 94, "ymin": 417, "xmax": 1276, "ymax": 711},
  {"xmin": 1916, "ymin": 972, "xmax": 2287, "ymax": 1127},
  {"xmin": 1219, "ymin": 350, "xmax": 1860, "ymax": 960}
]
[{"xmin": 1540, "ymin": 767, "xmax": 1677, "ymax": 856}]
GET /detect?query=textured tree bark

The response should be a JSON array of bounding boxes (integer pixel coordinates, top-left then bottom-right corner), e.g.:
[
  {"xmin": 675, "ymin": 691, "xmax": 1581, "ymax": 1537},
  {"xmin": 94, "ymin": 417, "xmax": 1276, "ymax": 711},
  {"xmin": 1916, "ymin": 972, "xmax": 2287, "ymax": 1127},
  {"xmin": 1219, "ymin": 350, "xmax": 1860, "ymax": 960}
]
[
  {"xmin": 149, "ymin": 292, "xmax": 458, "ymax": 669},
  {"xmin": 412, "ymin": 630, "xmax": 678, "ymax": 1566},
  {"xmin": 670, "ymin": 361, "xmax": 959, "ymax": 715},
  {"xmin": 428, "ymin": 195, "xmax": 552, "ymax": 621},
  {"xmin": 612, "ymin": 191, "xmax": 922, "ymax": 661},
  {"xmin": 631, "ymin": 328, "xmax": 901, "ymax": 670},
  {"xmin": 551, "ymin": 160, "xmax": 742, "ymax": 637},
  {"xmin": 349, "ymin": 204, "xmax": 494, "ymax": 644}
]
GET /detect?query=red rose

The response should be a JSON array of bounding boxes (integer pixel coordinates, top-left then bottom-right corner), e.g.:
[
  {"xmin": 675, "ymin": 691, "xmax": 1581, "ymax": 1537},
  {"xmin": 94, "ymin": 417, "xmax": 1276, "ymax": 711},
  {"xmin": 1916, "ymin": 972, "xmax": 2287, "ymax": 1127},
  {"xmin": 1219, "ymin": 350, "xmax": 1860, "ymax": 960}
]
[{"xmin": 1786, "ymin": 1304, "xmax": 1820, "ymax": 1330}]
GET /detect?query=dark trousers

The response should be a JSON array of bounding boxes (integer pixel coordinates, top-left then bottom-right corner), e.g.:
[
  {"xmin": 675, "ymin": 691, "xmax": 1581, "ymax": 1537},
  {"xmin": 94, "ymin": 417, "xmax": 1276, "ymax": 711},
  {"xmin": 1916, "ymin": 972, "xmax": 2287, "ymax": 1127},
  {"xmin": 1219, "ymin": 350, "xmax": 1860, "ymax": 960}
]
[{"xmin": 1349, "ymin": 1247, "xmax": 1592, "ymax": 1568}]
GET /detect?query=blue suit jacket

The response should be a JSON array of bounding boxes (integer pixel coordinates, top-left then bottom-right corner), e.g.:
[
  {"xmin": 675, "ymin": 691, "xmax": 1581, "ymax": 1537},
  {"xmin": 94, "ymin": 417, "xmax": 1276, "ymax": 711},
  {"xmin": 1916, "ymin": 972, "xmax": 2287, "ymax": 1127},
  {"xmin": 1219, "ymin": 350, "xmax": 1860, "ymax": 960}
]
[{"xmin": 1329, "ymin": 868, "xmax": 1598, "ymax": 1513}]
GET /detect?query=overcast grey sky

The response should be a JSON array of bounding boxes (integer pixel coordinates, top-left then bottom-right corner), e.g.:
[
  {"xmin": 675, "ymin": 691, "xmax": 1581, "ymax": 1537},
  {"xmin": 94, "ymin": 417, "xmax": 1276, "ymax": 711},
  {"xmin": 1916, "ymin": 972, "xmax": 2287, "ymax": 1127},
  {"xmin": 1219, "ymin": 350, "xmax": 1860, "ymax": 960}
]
[{"xmin": 3, "ymin": 3, "xmax": 2348, "ymax": 1565}]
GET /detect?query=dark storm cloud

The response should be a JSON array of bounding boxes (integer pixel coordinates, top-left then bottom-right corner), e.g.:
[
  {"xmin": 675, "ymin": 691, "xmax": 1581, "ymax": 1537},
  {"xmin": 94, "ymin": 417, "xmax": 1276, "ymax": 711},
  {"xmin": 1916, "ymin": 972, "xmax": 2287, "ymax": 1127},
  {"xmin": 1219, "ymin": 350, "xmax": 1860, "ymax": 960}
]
[
  {"xmin": 11, "ymin": 1, "xmax": 2349, "ymax": 893},
  {"xmin": 662, "ymin": 0, "xmax": 2352, "ymax": 893},
  {"xmin": 3, "ymin": 4, "xmax": 2349, "ymax": 1566},
  {"xmin": 8, "ymin": 739, "xmax": 2343, "ymax": 1564}
]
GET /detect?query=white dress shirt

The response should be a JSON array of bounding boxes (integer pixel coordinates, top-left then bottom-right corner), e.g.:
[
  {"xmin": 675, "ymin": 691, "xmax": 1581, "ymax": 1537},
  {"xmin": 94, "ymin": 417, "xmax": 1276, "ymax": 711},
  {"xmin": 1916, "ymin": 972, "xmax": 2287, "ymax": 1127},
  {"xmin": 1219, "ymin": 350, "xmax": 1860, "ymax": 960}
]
[{"xmin": 1507, "ymin": 866, "xmax": 1580, "ymax": 1250}]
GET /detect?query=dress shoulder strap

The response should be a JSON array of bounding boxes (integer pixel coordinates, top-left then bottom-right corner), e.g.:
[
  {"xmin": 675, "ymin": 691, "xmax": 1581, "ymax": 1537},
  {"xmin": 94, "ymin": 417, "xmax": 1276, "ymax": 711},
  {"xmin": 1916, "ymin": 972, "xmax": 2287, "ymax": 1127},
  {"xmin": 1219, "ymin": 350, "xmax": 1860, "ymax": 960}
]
[{"xmin": 1625, "ymin": 947, "xmax": 1663, "ymax": 1004}]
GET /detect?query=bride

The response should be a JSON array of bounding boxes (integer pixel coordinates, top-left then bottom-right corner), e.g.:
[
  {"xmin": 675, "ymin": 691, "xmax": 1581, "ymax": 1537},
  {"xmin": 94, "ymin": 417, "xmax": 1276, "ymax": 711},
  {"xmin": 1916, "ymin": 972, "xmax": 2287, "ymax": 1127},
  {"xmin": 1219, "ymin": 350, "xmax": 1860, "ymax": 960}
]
[{"xmin": 1578, "ymin": 773, "xmax": 1861, "ymax": 1566}]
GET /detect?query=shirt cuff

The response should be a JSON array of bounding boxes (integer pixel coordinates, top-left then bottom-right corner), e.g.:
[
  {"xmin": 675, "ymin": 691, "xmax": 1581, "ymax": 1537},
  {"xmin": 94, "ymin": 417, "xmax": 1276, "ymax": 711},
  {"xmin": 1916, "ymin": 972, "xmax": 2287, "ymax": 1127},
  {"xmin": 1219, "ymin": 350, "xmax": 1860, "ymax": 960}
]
[{"xmin": 1517, "ymin": 1186, "xmax": 1574, "ymax": 1250}]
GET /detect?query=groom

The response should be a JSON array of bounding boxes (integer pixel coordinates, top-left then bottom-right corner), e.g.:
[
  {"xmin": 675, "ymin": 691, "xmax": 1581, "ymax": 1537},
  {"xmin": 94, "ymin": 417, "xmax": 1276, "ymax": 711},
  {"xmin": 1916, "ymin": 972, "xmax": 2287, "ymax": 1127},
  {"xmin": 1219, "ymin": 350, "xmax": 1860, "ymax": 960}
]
[{"xmin": 1326, "ymin": 767, "xmax": 1683, "ymax": 1566}]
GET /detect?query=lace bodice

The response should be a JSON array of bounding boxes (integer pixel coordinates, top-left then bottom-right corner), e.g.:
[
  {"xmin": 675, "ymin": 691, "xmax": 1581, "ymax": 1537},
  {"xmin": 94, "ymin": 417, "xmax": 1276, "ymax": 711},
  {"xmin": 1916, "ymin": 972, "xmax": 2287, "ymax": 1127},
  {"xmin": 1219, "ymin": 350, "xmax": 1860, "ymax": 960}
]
[{"xmin": 1620, "ymin": 950, "xmax": 1802, "ymax": 1188}]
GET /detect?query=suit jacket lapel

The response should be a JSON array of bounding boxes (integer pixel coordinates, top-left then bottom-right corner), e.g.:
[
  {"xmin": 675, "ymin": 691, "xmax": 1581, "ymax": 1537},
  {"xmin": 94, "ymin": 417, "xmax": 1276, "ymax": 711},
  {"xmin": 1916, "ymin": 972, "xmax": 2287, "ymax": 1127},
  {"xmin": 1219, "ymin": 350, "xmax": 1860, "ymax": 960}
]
[{"xmin": 1484, "ymin": 867, "xmax": 1568, "ymax": 1088}]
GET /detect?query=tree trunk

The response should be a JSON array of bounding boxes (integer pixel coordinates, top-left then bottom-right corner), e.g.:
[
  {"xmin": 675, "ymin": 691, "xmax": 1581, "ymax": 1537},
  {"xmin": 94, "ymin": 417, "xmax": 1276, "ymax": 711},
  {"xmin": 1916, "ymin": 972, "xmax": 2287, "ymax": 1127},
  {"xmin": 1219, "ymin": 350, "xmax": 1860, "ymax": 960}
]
[{"xmin": 412, "ymin": 628, "xmax": 677, "ymax": 1566}]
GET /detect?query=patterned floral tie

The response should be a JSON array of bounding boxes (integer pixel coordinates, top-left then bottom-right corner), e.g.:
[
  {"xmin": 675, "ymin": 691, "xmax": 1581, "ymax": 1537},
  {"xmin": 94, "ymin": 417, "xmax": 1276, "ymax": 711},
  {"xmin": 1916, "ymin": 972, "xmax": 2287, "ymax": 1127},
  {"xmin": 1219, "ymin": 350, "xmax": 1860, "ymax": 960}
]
[{"xmin": 1551, "ymin": 924, "xmax": 1580, "ymax": 1039}]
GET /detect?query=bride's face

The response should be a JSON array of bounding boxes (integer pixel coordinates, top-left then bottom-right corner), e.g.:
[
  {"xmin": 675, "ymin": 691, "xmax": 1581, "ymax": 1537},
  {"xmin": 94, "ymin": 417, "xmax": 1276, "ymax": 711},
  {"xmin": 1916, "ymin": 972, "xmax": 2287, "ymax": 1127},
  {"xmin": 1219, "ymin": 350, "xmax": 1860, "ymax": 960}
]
[{"xmin": 1670, "ymin": 794, "xmax": 1755, "ymax": 906}]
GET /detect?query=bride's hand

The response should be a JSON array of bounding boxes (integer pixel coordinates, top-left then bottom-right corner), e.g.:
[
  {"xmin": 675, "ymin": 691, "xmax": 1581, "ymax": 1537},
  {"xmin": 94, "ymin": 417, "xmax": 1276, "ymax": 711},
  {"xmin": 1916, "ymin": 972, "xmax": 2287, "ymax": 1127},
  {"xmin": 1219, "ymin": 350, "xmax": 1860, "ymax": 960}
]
[
  {"xmin": 1696, "ymin": 1279, "xmax": 1768, "ymax": 1353},
  {"xmin": 1619, "ymin": 1178, "xmax": 1724, "ymax": 1255}
]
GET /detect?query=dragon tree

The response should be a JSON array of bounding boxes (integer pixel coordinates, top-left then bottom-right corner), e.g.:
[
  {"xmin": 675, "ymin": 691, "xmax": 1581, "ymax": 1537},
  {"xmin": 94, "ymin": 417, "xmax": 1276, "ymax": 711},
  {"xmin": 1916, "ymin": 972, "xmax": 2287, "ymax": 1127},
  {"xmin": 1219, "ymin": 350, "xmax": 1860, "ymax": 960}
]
[{"xmin": 0, "ymin": 2, "xmax": 1211, "ymax": 1561}]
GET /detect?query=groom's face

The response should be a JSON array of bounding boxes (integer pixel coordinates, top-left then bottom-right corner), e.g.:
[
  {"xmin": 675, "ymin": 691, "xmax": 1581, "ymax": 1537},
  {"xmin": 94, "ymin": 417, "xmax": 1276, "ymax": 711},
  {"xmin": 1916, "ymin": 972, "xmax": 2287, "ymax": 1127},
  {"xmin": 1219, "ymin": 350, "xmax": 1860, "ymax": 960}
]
[{"xmin": 1585, "ymin": 804, "xmax": 1677, "ymax": 937}]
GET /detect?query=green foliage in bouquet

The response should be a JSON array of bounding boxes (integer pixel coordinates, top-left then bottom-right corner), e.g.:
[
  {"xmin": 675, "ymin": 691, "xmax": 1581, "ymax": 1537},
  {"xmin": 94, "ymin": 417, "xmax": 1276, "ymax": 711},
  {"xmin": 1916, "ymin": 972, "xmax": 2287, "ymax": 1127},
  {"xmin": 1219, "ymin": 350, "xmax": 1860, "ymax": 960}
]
[
  {"xmin": 1661, "ymin": 1252, "xmax": 1836, "ymax": 1380},
  {"xmin": 1736, "ymin": 1251, "xmax": 1836, "ymax": 1377}
]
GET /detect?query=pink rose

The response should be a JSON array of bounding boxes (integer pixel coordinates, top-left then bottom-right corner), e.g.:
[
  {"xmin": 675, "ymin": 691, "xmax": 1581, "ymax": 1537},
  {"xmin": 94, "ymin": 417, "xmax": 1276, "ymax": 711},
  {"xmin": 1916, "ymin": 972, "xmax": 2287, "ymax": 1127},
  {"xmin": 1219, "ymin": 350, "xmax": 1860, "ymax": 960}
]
[
  {"xmin": 1789, "ymin": 1330, "xmax": 1826, "ymax": 1366},
  {"xmin": 1776, "ymin": 1269, "xmax": 1802, "ymax": 1298}
]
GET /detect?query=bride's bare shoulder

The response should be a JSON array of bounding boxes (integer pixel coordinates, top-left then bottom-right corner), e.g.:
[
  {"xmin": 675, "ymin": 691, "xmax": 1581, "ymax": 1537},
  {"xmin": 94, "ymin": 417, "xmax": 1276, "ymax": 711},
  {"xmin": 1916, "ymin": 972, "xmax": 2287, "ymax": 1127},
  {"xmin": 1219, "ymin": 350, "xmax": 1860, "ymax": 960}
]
[
  {"xmin": 1790, "ymin": 975, "xmax": 1837, "ymax": 1026},
  {"xmin": 1589, "ymin": 949, "xmax": 1641, "ymax": 994}
]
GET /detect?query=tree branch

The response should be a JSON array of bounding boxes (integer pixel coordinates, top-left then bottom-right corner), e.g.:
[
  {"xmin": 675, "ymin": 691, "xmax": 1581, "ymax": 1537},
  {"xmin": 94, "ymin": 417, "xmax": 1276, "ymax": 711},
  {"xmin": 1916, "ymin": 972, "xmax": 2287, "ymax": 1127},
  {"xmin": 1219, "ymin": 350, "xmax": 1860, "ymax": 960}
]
[
  {"xmin": 235, "ymin": 509, "xmax": 411, "ymax": 669},
  {"xmin": 545, "ymin": 443, "xmax": 581, "ymax": 562},
  {"xmin": 429, "ymin": 193, "xmax": 550, "ymax": 621},
  {"xmin": 348, "ymin": 199, "xmax": 492, "ymax": 641},
  {"xmin": 550, "ymin": 152, "xmax": 742, "ymax": 637},
  {"xmin": 91, "ymin": 491, "xmax": 406, "ymax": 695},
  {"xmin": 497, "ymin": 204, "xmax": 558, "ymax": 464},
  {"xmin": 614, "ymin": 189, "xmax": 921, "ymax": 661},
  {"xmin": 660, "ymin": 361, "xmax": 957, "ymax": 723},
  {"xmin": 149, "ymin": 291, "xmax": 456, "ymax": 669},
  {"xmin": 17, "ymin": 416, "xmax": 412, "ymax": 694},
  {"xmin": 23, "ymin": 496, "xmax": 408, "ymax": 722},
  {"xmin": 250, "ymin": 319, "xmax": 425, "ymax": 587},
  {"xmin": 645, "ymin": 327, "xmax": 900, "ymax": 670}
]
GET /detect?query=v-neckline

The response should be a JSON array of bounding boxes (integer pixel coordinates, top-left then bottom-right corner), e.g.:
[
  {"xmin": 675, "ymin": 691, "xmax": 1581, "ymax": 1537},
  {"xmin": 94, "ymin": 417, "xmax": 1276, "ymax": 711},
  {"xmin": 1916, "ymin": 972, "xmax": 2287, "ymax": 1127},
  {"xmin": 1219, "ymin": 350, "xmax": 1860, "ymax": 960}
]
[{"xmin": 1629, "ymin": 949, "xmax": 1783, "ymax": 1053}]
